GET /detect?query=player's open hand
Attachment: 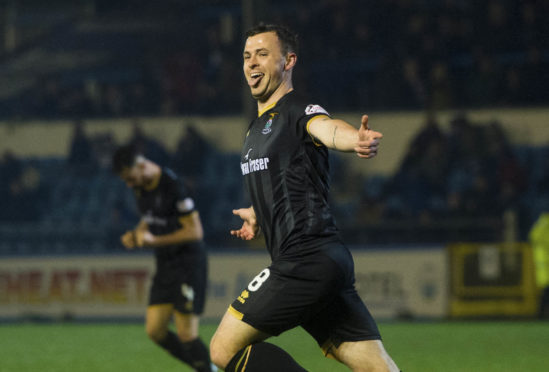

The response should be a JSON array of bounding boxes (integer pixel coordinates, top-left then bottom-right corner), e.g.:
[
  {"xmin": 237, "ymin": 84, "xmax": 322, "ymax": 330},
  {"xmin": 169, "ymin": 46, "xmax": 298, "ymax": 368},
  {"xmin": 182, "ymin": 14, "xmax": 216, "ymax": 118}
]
[
  {"xmin": 230, "ymin": 207, "xmax": 259, "ymax": 240},
  {"xmin": 355, "ymin": 115, "xmax": 383, "ymax": 158}
]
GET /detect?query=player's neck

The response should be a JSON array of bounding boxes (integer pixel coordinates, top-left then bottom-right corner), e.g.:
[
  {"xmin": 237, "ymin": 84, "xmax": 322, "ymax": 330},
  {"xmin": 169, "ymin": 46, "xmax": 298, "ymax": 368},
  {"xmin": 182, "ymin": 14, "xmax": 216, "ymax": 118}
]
[{"xmin": 257, "ymin": 81, "xmax": 293, "ymax": 116}]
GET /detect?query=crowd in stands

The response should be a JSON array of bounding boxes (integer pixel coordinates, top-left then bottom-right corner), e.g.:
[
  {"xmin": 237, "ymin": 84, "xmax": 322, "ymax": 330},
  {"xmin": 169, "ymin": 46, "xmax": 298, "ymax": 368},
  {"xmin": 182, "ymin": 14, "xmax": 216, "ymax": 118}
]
[
  {"xmin": 1, "ymin": 113, "xmax": 548, "ymax": 251},
  {"xmin": 1, "ymin": 0, "xmax": 548, "ymax": 252},
  {"xmin": 377, "ymin": 115, "xmax": 527, "ymax": 220},
  {"xmin": 1, "ymin": 0, "xmax": 548, "ymax": 119}
]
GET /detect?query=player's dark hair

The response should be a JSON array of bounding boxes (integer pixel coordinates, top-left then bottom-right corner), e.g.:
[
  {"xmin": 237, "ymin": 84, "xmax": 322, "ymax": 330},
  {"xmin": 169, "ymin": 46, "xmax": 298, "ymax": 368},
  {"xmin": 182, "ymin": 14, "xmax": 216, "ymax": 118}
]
[
  {"xmin": 246, "ymin": 23, "xmax": 299, "ymax": 56},
  {"xmin": 112, "ymin": 144, "xmax": 139, "ymax": 174}
]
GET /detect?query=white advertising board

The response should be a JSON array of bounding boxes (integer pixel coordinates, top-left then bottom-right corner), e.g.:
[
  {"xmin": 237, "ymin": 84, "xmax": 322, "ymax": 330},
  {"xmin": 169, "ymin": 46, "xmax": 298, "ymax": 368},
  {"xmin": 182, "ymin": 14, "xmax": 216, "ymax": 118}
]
[
  {"xmin": 352, "ymin": 249, "xmax": 448, "ymax": 318},
  {"xmin": 0, "ymin": 248, "xmax": 447, "ymax": 320}
]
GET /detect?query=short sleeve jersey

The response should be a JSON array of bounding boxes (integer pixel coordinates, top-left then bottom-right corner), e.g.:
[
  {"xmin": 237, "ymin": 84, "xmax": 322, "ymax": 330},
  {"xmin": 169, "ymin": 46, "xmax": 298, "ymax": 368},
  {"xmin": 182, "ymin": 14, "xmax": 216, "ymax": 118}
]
[
  {"xmin": 134, "ymin": 167, "xmax": 198, "ymax": 260},
  {"xmin": 240, "ymin": 91, "xmax": 343, "ymax": 260}
]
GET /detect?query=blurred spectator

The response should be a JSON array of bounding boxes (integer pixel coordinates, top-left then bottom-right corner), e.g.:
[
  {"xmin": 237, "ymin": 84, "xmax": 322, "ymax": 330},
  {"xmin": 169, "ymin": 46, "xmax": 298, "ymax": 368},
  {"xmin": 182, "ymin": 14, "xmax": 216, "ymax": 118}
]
[
  {"xmin": 384, "ymin": 115, "xmax": 449, "ymax": 218},
  {"xmin": 483, "ymin": 120, "xmax": 527, "ymax": 210},
  {"xmin": 522, "ymin": 46, "xmax": 549, "ymax": 104},
  {"xmin": 0, "ymin": 151, "xmax": 22, "ymax": 192},
  {"xmin": 127, "ymin": 120, "xmax": 170, "ymax": 166},
  {"xmin": 499, "ymin": 67, "xmax": 525, "ymax": 105},
  {"xmin": 67, "ymin": 120, "xmax": 98, "ymax": 173},
  {"xmin": 171, "ymin": 124, "xmax": 215, "ymax": 188},
  {"xmin": 428, "ymin": 61, "xmax": 453, "ymax": 110},
  {"xmin": 536, "ymin": 156, "xmax": 549, "ymax": 195},
  {"xmin": 101, "ymin": 84, "xmax": 127, "ymax": 116},
  {"xmin": 3, "ymin": 163, "xmax": 48, "ymax": 222},
  {"xmin": 160, "ymin": 50, "xmax": 202, "ymax": 114},
  {"xmin": 466, "ymin": 51, "xmax": 501, "ymax": 107},
  {"xmin": 0, "ymin": 151, "xmax": 23, "ymax": 220}
]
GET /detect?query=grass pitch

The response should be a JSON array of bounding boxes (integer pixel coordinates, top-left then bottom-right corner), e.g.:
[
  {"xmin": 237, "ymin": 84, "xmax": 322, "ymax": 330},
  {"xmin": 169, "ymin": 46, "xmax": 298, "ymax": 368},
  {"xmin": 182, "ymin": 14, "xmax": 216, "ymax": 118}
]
[{"xmin": 1, "ymin": 320, "xmax": 548, "ymax": 371}]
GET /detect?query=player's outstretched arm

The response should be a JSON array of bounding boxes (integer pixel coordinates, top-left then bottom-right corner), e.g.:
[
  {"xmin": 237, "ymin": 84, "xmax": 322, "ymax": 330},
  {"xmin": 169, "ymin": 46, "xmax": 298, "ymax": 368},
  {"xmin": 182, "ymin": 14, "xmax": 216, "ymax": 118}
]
[
  {"xmin": 308, "ymin": 114, "xmax": 382, "ymax": 158},
  {"xmin": 230, "ymin": 206, "xmax": 260, "ymax": 240}
]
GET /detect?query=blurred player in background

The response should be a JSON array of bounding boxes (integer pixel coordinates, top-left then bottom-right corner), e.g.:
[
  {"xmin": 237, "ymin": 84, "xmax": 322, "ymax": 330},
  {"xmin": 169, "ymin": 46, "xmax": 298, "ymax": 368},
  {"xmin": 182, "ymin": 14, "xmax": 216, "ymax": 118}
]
[
  {"xmin": 209, "ymin": 24, "xmax": 400, "ymax": 372},
  {"xmin": 113, "ymin": 145, "xmax": 215, "ymax": 372}
]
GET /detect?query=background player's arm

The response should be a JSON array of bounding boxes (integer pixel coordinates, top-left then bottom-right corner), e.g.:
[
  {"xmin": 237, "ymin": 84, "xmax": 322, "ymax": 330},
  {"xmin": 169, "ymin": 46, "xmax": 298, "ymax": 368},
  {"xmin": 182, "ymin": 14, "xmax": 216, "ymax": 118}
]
[
  {"xmin": 230, "ymin": 206, "xmax": 260, "ymax": 240},
  {"xmin": 120, "ymin": 219, "xmax": 149, "ymax": 249},
  {"xmin": 307, "ymin": 114, "xmax": 382, "ymax": 158},
  {"xmin": 140, "ymin": 211, "xmax": 204, "ymax": 247}
]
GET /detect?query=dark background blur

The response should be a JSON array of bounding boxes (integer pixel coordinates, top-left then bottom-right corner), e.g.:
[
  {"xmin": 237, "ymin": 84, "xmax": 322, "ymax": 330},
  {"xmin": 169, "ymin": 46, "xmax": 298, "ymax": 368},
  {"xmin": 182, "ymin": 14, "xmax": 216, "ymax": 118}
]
[{"xmin": 1, "ymin": 0, "xmax": 548, "ymax": 254}]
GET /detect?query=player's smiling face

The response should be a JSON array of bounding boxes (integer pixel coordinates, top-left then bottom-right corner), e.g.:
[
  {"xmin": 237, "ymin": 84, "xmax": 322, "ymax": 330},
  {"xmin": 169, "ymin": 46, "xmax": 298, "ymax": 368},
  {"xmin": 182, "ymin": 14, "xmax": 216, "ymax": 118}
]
[{"xmin": 243, "ymin": 31, "xmax": 287, "ymax": 102}]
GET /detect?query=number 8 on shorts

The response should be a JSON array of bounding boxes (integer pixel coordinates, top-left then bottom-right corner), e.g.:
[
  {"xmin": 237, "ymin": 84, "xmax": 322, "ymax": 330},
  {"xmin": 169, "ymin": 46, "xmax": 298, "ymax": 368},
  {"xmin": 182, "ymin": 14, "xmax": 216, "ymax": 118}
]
[{"xmin": 248, "ymin": 268, "xmax": 270, "ymax": 292}]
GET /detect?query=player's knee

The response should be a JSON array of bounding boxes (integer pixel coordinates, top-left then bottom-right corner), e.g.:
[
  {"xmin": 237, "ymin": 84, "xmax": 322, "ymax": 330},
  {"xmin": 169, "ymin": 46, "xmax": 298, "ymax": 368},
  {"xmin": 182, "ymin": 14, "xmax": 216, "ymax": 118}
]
[
  {"xmin": 350, "ymin": 354, "xmax": 399, "ymax": 372},
  {"xmin": 209, "ymin": 334, "xmax": 231, "ymax": 369},
  {"xmin": 145, "ymin": 325, "xmax": 167, "ymax": 344},
  {"xmin": 176, "ymin": 328, "xmax": 196, "ymax": 343}
]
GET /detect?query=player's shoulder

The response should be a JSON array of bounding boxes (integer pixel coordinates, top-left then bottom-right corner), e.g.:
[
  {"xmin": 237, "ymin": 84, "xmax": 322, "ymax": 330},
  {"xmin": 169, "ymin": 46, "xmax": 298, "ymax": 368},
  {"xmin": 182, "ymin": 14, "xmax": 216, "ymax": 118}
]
[
  {"xmin": 283, "ymin": 91, "xmax": 330, "ymax": 118},
  {"xmin": 160, "ymin": 167, "xmax": 182, "ymax": 190},
  {"xmin": 162, "ymin": 167, "xmax": 179, "ymax": 181}
]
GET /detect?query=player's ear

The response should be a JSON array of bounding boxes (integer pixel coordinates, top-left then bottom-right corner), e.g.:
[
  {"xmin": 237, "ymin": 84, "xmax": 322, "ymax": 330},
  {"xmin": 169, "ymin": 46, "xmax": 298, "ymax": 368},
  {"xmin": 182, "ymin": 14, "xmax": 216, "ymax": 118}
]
[{"xmin": 284, "ymin": 52, "xmax": 297, "ymax": 71}]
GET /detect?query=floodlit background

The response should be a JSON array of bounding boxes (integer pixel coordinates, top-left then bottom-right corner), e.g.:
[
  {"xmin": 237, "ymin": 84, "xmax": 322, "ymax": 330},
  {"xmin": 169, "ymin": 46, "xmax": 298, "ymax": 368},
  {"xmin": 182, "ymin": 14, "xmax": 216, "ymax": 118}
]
[{"xmin": 1, "ymin": 1, "xmax": 548, "ymax": 371}]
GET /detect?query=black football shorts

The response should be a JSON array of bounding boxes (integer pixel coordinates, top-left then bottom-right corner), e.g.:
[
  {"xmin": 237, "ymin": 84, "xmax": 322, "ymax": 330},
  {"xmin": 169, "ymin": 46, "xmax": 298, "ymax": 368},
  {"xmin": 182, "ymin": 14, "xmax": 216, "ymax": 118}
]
[
  {"xmin": 229, "ymin": 245, "xmax": 381, "ymax": 351},
  {"xmin": 149, "ymin": 243, "xmax": 207, "ymax": 315}
]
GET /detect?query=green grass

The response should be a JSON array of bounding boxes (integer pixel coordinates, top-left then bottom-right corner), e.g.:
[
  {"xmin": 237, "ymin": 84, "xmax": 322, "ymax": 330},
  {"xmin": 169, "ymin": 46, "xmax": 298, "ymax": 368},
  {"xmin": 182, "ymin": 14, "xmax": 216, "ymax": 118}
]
[{"xmin": 1, "ymin": 321, "xmax": 548, "ymax": 371}]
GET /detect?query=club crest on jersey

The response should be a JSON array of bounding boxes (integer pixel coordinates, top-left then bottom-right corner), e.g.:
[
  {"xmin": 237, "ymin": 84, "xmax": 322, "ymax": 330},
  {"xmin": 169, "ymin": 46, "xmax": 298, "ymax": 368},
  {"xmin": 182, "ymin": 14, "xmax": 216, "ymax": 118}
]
[
  {"xmin": 305, "ymin": 104, "xmax": 329, "ymax": 116},
  {"xmin": 262, "ymin": 113, "xmax": 277, "ymax": 134}
]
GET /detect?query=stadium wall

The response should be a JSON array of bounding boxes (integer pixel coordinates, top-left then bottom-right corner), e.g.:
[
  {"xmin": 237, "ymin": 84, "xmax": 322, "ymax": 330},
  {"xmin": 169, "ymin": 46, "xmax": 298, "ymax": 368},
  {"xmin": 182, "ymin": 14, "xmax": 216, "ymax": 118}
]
[
  {"xmin": 0, "ymin": 248, "xmax": 448, "ymax": 321},
  {"xmin": 1, "ymin": 107, "xmax": 548, "ymax": 176}
]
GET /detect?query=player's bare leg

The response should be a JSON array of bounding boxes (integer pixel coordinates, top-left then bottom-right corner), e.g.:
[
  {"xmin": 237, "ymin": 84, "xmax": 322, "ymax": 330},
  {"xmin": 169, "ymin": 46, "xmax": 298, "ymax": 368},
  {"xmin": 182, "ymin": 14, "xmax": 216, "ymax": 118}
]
[
  {"xmin": 329, "ymin": 339, "xmax": 400, "ymax": 372},
  {"xmin": 145, "ymin": 304, "xmax": 173, "ymax": 342},
  {"xmin": 210, "ymin": 310, "xmax": 269, "ymax": 368},
  {"xmin": 210, "ymin": 310, "xmax": 306, "ymax": 371},
  {"xmin": 173, "ymin": 311, "xmax": 200, "ymax": 342}
]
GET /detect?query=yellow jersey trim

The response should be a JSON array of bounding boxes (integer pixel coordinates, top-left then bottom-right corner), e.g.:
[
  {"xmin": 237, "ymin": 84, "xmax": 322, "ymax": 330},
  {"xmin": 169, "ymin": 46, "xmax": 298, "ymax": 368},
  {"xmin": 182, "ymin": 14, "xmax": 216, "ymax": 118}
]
[
  {"xmin": 228, "ymin": 305, "xmax": 244, "ymax": 320},
  {"xmin": 306, "ymin": 114, "xmax": 330, "ymax": 147},
  {"xmin": 235, "ymin": 345, "xmax": 252, "ymax": 371},
  {"xmin": 257, "ymin": 101, "xmax": 278, "ymax": 117}
]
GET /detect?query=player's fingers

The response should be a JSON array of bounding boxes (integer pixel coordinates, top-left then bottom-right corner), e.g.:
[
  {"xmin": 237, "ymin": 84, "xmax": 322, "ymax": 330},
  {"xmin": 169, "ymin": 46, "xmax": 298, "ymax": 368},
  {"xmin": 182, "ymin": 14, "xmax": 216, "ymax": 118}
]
[
  {"xmin": 355, "ymin": 140, "xmax": 379, "ymax": 152},
  {"xmin": 360, "ymin": 115, "xmax": 369, "ymax": 131},
  {"xmin": 233, "ymin": 208, "xmax": 250, "ymax": 219},
  {"xmin": 121, "ymin": 231, "xmax": 131, "ymax": 243},
  {"xmin": 357, "ymin": 138, "xmax": 380, "ymax": 147},
  {"xmin": 370, "ymin": 129, "xmax": 383, "ymax": 139},
  {"xmin": 354, "ymin": 145, "xmax": 378, "ymax": 157},
  {"xmin": 360, "ymin": 129, "xmax": 382, "ymax": 141},
  {"xmin": 356, "ymin": 150, "xmax": 378, "ymax": 159},
  {"xmin": 134, "ymin": 230, "xmax": 145, "ymax": 247}
]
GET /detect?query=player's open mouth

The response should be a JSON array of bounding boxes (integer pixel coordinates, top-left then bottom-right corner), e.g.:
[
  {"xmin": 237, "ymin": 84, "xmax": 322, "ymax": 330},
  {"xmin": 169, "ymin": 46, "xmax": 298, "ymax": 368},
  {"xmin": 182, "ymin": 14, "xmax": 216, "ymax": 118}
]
[{"xmin": 249, "ymin": 72, "xmax": 264, "ymax": 87}]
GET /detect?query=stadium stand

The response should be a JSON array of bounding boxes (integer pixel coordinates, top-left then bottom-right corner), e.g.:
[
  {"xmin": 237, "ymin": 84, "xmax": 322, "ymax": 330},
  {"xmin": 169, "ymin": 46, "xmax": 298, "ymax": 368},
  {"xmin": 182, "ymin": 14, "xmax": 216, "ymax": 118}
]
[{"xmin": 1, "ymin": 0, "xmax": 548, "ymax": 255}]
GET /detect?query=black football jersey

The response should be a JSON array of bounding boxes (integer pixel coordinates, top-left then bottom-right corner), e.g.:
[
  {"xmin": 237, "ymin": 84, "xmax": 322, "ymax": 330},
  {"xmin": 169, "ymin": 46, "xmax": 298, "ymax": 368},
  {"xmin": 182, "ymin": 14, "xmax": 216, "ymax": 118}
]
[
  {"xmin": 134, "ymin": 167, "xmax": 197, "ymax": 259},
  {"xmin": 240, "ymin": 91, "xmax": 342, "ymax": 260}
]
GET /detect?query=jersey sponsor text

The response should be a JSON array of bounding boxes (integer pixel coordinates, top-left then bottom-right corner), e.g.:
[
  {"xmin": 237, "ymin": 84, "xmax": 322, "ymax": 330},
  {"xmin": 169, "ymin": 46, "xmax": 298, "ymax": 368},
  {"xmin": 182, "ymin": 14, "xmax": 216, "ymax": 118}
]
[{"xmin": 241, "ymin": 157, "xmax": 270, "ymax": 175}]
